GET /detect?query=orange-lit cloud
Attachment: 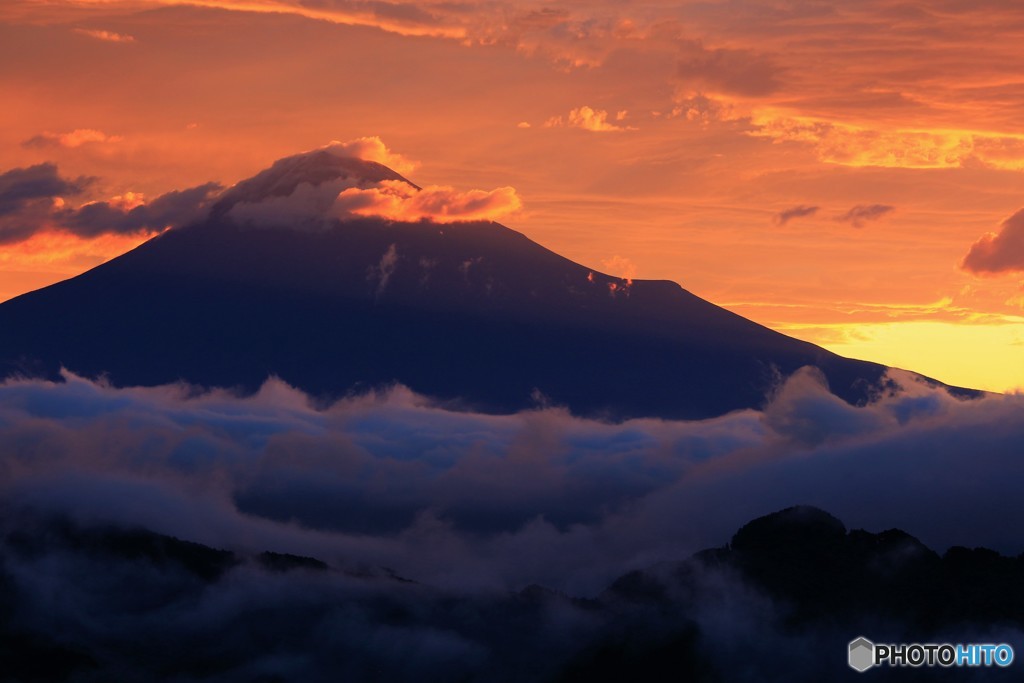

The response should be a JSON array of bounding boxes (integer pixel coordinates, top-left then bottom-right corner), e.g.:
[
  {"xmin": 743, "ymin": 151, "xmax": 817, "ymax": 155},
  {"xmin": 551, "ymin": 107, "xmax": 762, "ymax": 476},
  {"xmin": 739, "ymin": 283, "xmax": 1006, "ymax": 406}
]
[
  {"xmin": 324, "ymin": 137, "xmax": 418, "ymax": 175},
  {"xmin": 962, "ymin": 209, "xmax": 1024, "ymax": 275},
  {"xmin": 150, "ymin": 0, "xmax": 465, "ymax": 39},
  {"xmin": 658, "ymin": 92, "xmax": 742, "ymax": 124},
  {"xmin": 73, "ymin": 28, "xmax": 135, "ymax": 43},
  {"xmin": 223, "ymin": 140, "xmax": 519, "ymax": 227},
  {"xmin": 545, "ymin": 106, "xmax": 635, "ymax": 132},
  {"xmin": 749, "ymin": 112, "xmax": 1024, "ymax": 170},
  {"xmin": 335, "ymin": 179, "xmax": 521, "ymax": 223},
  {"xmin": 22, "ymin": 129, "xmax": 123, "ymax": 149},
  {"xmin": 600, "ymin": 255, "xmax": 636, "ymax": 284}
]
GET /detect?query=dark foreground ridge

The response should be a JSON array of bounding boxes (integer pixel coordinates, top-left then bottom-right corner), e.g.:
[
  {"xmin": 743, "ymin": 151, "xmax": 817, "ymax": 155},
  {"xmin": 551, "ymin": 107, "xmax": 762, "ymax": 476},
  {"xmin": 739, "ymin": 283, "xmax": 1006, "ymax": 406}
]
[
  {"xmin": 2, "ymin": 506, "xmax": 1019, "ymax": 682},
  {"xmin": 0, "ymin": 150, "xmax": 949, "ymax": 420}
]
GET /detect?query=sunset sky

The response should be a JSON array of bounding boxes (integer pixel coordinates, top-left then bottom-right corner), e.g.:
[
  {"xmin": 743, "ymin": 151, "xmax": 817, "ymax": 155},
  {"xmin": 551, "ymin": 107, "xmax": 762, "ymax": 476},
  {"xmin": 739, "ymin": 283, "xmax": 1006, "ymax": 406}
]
[{"xmin": 3, "ymin": 0, "xmax": 1024, "ymax": 392}]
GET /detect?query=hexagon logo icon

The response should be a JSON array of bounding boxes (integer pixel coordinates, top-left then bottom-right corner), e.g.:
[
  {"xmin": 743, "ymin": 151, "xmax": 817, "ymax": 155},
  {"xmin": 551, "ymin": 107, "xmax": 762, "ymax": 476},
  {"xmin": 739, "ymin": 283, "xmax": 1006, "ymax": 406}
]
[{"xmin": 849, "ymin": 637, "xmax": 875, "ymax": 672}]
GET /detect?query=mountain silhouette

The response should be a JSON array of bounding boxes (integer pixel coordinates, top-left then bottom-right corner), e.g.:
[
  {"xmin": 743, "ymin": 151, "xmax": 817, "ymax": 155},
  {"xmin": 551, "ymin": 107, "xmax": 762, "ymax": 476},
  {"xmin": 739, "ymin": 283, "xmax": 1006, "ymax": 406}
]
[
  {"xmin": 3, "ymin": 506, "xmax": 1019, "ymax": 682},
  {"xmin": 0, "ymin": 148, "xmax": 941, "ymax": 419}
]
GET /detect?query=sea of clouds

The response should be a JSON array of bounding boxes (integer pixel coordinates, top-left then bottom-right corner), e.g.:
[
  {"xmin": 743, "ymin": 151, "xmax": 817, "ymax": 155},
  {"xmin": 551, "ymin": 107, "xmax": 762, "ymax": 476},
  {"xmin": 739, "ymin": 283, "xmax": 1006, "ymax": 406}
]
[{"xmin": 2, "ymin": 367, "xmax": 1022, "ymax": 596}]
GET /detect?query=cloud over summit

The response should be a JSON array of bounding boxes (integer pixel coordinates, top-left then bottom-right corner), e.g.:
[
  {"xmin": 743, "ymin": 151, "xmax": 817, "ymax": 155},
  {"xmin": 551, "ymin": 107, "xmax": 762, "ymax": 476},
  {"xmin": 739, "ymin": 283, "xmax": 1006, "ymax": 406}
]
[
  {"xmin": 0, "ymin": 139, "xmax": 522, "ymax": 245},
  {"xmin": 225, "ymin": 138, "xmax": 523, "ymax": 228},
  {"xmin": 324, "ymin": 136, "xmax": 419, "ymax": 175}
]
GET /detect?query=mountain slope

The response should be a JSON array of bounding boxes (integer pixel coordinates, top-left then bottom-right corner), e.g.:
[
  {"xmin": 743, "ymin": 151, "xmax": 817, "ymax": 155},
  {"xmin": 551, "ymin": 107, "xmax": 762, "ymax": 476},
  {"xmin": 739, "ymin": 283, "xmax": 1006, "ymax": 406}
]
[{"xmin": 0, "ymin": 152, "xmax": 898, "ymax": 419}]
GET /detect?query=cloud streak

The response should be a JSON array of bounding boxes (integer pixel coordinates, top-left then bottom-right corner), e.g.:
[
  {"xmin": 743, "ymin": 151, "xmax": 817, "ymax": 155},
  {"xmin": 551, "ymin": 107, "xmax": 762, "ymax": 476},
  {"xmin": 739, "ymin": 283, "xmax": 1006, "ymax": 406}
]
[
  {"xmin": 22, "ymin": 128, "xmax": 123, "ymax": 149},
  {"xmin": 774, "ymin": 205, "xmax": 818, "ymax": 226},
  {"xmin": 836, "ymin": 204, "xmax": 894, "ymax": 228},
  {"xmin": 73, "ymin": 27, "xmax": 135, "ymax": 42}
]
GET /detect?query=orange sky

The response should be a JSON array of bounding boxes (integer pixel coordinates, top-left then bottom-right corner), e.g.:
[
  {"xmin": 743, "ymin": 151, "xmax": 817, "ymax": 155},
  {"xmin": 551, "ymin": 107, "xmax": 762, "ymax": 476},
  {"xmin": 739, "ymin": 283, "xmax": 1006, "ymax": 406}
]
[{"xmin": 2, "ymin": 0, "xmax": 1024, "ymax": 392}]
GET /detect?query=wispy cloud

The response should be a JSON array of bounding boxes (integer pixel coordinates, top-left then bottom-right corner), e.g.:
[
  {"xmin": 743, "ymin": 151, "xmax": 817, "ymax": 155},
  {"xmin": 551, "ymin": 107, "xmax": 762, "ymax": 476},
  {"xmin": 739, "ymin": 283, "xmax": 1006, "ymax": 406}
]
[
  {"xmin": 74, "ymin": 28, "xmax": 135, "ymax": 43},
  {"xmin": 773, "ymin": 204, "xmax": 818, "ymax": 226},
  {"xmin": 22, "ymin": 128, "xmax": 123, "ymax": 149},
  {"xmin": 600, "ymin": 254, "xmax": 637, "ymax": 283},
  {"xmin": 836, "ymin": 204, "xmax": 894, "ymax": 228}
]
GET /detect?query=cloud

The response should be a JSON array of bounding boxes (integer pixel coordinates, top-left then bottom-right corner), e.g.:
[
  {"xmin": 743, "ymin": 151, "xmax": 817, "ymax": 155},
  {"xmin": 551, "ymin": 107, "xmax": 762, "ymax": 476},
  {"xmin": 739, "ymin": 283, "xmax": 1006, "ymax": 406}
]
[
  {"xmin": 773, "ymin": 205, "xmax": 818, "ymax": 226},
  {"xmin": 0, "ymin": 163, "xmax": 91, "ymax": 217},
  {"xmin": 1, "ymin": 366, "xmax": 1023, "ymax": 604},
  {"xmin": 229, "ymin": 177, "xmax": 521, "ymax": 229},
  {"xmin": 22, "ymin": 128, "xmax": 123, "ymax": 149},
  {"xmin": 325, "ymin": 136, "xmax": 418, "ymax": 175},
  {"xmin": 0, "ymin": 163, "xmax": 93, "ymax": 244},
  {"xmin": 215, "ymin": 140, "xmax": 520, "ymax": 229},
  {"xmin": 0, "ymin": 162, "xmax": 221, "ymax": 245},
  {"xmin": 676, "ymin": 40, "xmax": 782, "ymax": 96},
  {"xmin": 600, "ymin": 255, "xmax": 637, "ymax": 284},
  {"xmin": 3, "ymin": 366, "xmax": 1024, "ymax": 680},
  {"xmin": 661, "ymin": 91, "xmax": 742, "ymax": 124},
  {"xmin": 836, "ymin": 204, "xmax": 894, "ymax": 228},
  {"xmin": 748, "ymin": 114, "xmax": 1024, "ymax": 170},
  {"xmin": 334, "ymin": 179, "xmax": 522, "ymax": 224},
  {"xmin": 73, "ymin": 27, "xmax": 135, "ymax": 43},
  {"xmin": 56, "ymin": 182, "xmax": 224, "ymax": 238},
  {"xmin": 141, "ymin": 0, "xmax": 468, "ymax": 39},
  {"xmin": 545, "ymin": 106, "xmax": 635, "ymax": 132},
  {"xmin": 370, "ymin": 243, "xmax": 398, "ymax": 295},
  {"xmin": 961, "ymin": 208, "xmax": 1024, "ymax": 275},
  {"xmin": 225, "ymin": 175, "xmax": 359, "ymax": 228}
]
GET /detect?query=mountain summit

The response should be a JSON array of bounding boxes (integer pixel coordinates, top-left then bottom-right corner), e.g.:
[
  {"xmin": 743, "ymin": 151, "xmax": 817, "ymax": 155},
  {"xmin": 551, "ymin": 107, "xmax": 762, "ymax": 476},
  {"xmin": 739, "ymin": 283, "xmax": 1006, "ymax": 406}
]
[
  {"xmin": 210, "ymin": 146, "xmax": 417, "ymax": 217},
  {"xmin": 0, "ymin": 150, "xmax": 909, "ymax": 419}
]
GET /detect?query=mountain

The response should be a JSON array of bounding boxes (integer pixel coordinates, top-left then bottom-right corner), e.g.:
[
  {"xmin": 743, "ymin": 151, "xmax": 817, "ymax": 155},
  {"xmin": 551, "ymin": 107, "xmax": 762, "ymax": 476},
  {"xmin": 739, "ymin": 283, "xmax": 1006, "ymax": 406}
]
[{"xmin": 0, "ymin": 149, "xmax": 918, "ymax": 419}]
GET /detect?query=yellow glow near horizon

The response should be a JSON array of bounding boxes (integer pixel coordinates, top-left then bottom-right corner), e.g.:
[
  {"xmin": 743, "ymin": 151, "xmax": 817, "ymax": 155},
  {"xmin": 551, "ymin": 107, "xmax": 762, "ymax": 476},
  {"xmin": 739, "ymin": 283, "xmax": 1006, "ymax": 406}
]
[{"xmin": 783, "ymin": 321, "xmax": 1024, "ymax": 394}]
